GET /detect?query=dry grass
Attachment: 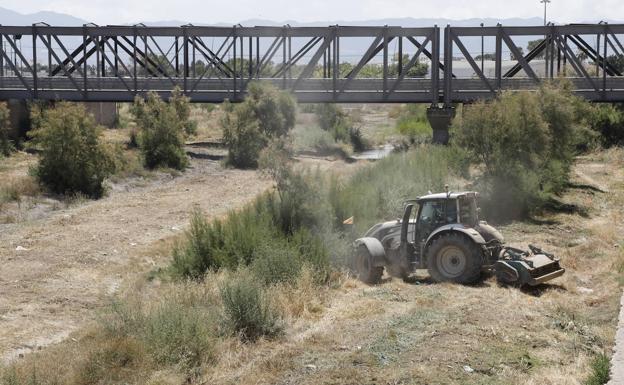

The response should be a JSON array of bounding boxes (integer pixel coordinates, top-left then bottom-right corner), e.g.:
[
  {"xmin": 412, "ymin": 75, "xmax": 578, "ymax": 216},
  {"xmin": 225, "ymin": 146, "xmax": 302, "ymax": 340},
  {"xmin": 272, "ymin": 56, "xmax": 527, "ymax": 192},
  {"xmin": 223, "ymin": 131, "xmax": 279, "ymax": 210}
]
[
  {"xmin": 0, "ymin": 175, "xmax": 39, "ymax": 203},
  {"xmin": 190, "ymin": 105, "xmax": 223, "ymax": 142},
  {"xmin": 2, "ymin": 149, "xmax": 623, "ymax": 385}
]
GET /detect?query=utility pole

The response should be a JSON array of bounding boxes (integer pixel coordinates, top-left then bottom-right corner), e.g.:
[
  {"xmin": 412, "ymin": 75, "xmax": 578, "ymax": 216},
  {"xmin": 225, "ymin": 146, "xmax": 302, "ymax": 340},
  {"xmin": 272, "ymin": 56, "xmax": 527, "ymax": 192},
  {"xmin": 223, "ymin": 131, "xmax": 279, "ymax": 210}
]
[
  {"xmin": 480, "ymin": 23, "xmax": 484, "ymax": 74},
  {"xmin": 541, "ymin": 0, "xmax": 551, "ymax": 78},
  {"xmin": 540, "ymin": 0, "xmax": 551, "ymax": 26}
]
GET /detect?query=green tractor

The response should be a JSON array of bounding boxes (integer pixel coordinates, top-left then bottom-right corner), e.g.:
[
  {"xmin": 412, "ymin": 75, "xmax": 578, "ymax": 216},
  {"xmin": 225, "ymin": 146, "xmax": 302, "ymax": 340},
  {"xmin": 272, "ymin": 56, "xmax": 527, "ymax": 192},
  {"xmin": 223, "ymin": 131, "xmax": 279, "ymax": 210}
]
[{"xmin": 353, "ymin": 190, "xmax": 565, "ymax": 286}]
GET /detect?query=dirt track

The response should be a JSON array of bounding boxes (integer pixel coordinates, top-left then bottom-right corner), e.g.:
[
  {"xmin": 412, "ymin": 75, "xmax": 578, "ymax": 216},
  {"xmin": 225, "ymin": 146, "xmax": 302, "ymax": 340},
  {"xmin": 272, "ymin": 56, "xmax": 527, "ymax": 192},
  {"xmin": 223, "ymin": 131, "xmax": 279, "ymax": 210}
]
[{"xmin": 0, "ymin": 155, "xmax": 272, "ymax": 362}]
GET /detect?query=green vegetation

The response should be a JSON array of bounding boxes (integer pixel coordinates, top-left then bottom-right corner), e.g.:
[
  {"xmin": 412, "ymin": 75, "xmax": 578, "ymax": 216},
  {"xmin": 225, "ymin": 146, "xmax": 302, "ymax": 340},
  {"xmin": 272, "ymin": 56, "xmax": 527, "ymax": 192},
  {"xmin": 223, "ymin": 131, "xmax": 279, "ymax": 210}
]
[
  {"xmin": 391, "ymin": 104, "xmax": 432, "ymax": 144},
  {"xmin": 314, "ymin": 104, "xmax": 367, "ymax": 152},
  {"xmin": 29, "ymin": 102, "xmax": 115, "ymax": 198},
  {"xmin": 99, "ymin": 289, "xmax": 217, "ymax": 373},
  {"xmin": 0, "ymin": 102, "xmax": 14, "ymax": 157},
  {"xmin": 328, "ymin": 146, "xmax": 457, "ymax": 234},
  {"xmin": 130, "ymin": 89, "xmax": 190, "ymax": 170},
  {"xmin": 219, "ymin": 272, "xmax": 283, "ymax": 341},
  {"xmin": 589, "ymin": 103, "xmax": 624, "ymax": 147},
  {"xmin": 222, "ymin": 82, "xmax": 296, "ymax": 168},
  {"xmin": 336, "ymin": 54, "xmax": 428, "ymax": 79},
  {"xmin": 170, "ymin": 88, "xmax": 198, "ymax": 136},
  {"xmin": 453, "ymin": 82, "xmax": 593, "ymax": 219},
  {"xmin": 584, "ymin": 353, "xmax": 611, "ymax": 385}
]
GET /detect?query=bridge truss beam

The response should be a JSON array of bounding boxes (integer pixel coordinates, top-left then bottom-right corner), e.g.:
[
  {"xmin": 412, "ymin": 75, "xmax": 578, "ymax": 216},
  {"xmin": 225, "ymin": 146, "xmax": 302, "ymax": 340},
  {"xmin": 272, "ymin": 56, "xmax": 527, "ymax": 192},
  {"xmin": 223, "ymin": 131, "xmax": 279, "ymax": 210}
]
[{"xmin": 0, "ymin": 23, "xmax": 623, "ymax": 103}]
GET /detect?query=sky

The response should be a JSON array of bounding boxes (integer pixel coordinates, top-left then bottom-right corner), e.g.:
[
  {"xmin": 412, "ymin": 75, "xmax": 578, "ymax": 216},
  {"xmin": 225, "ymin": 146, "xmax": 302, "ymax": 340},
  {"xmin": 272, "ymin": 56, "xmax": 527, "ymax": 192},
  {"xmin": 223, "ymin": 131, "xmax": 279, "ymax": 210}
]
[{"xmin": 0, "ymin": 0, "xmax": 621, "ymax": 25}]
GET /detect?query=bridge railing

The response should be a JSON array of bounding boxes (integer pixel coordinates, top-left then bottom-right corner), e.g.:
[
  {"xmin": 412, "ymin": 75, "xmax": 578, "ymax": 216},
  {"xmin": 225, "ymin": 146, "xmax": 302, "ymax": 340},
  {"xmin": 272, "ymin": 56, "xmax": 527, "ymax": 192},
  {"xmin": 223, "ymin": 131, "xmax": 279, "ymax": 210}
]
[
  {"xmin": 0, "ymin": 25, "xmax": 440, "ymax": 102},
  {"xmin": 446, "ymin": 24, "xmax": 624, "ymax": 102},
  {"xmin": 0, "ymin": 24, "xmax": 623, "ymax": 103}
]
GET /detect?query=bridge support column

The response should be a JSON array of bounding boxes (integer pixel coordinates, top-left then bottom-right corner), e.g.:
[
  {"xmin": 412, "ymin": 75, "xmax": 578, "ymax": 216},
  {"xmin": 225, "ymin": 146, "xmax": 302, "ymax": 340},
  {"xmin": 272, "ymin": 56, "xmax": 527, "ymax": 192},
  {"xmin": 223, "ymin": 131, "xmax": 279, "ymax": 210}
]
[
  {"xmin": 84, "ymin": 102, "xmax": 118, "ymax": 128},
  {"xmin": 427, "ymin": 106, "xmax": 455, "ymax": 145},
  {"xmin": 6, "ymin": 100, "xmax": 31, "ymax": 139}
]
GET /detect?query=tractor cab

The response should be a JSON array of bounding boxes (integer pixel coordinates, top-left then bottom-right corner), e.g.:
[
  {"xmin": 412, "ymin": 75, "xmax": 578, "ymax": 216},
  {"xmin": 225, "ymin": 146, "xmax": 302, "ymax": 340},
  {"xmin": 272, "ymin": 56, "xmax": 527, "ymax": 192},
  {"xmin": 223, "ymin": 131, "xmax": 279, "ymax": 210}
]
[{"xmin": 400, "ymin": 192, "xmax": 483, "ymax": 258}]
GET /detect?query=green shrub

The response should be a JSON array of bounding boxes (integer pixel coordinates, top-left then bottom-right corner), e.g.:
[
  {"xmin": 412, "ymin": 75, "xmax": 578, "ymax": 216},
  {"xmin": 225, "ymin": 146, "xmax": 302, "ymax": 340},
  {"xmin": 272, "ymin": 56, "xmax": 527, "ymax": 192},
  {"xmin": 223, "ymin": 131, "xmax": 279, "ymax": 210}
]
[
  {"xmin": 141, "ymin": 302, "xmax": 215, "ymax": 367},
  {"xmin": 315, "ymin": 104, "xmax": 368, "ymax": 151},
  {"xmin": 75, "ymin": 337, "xmax": 143, "ymax": 385},
  {"xmin": 131, "ymin": 91, "xmax": 189, "ymax": 170},
  {"xmin": 584, "ymin": 353, "xmax": 610, "ymax": 385},
  {"xmin": 105, "ymin": 294, "xmax": 216, "ymax": 369},
  {"xmin": 259, "ymin": 141, "xmax": 329, "ymax": 234},
  {"xmin": 221, "ymin": 101, "xmax": 265, "ymax": 168},
  {"xmin": 220, "ymin": 273, "xmax": 282, "ymax": 341},
  {"xmin": 589, "ymin": 103, "xmax": 624, "ymax": 147},
  {"xmin": 291, "ymin": 124, "xmax": 346, "ymax": 156},
  {"xmin": 170, "ymin": 202, "xmax": 277, "ymax": 278},
  {"xmin": 28, "ymin": 102, "xmax": 115, "ymax": 198},
  {"xmin": 453, "ymin": 83, "xmax": 589, "ymax": 220},
  {"xmin": 222, "ymin": 82, "xmax": 296, "ymax": 168},
  {"xmin": 0, "ymin": 102, "xmax": 14, "ymax": 157},
  {"xmin": 169, "ymin": 87, "xmax": 197, "ymax": 136},
  {"xmin": 328, "ymin": 147, "xmax": 455, "ymax": 234},
  {"xmin": 394, "ymin": 104, "xmax": 433, "ymax": 143},
  {"xmin": 251, "ymin": 241, "xmax": 303, "ymax": 286},
  {"xmin": 170, "ymin": 208, "xmax": 216, "ymax": 279}
]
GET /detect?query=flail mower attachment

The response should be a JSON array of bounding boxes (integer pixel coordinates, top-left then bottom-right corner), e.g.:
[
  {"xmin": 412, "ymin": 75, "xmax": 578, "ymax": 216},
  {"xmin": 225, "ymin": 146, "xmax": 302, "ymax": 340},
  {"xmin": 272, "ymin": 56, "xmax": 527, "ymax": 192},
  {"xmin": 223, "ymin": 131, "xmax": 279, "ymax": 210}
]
[{"xmin": 493, "ymin": 245, "xmax": 565, "ymax": 287}]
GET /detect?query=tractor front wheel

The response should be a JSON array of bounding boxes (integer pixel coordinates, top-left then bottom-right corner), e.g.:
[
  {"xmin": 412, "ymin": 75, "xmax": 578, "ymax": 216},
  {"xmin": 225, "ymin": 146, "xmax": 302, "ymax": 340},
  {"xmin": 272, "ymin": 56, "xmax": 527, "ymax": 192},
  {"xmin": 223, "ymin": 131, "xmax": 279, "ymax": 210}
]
[
  {"xmin": 427, "ymin": 233, "xmax": 482, "ymax": 284},
  {"xmin": 354, "ymin": 244, "xmax": 384, "ymax": 285}
]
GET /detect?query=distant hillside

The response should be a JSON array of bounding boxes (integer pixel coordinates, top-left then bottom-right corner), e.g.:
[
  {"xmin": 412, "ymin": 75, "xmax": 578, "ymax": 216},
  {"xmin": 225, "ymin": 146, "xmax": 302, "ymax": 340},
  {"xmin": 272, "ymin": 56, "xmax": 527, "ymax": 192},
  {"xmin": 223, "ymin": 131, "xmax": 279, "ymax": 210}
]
[
  {"xmin": 1, "ymin": 5, "xmax": 621, "ymax": 27},
  {"xmin": 0, "ymin": 6, "xmax": 621, "ymax": 66},
  {"xmin": 0, "ymin": 7, "xmax": 545, "ymax": 27},
  {"xmin": 0, "ymin": 6, "xmax": 86, "ymax": 26}
]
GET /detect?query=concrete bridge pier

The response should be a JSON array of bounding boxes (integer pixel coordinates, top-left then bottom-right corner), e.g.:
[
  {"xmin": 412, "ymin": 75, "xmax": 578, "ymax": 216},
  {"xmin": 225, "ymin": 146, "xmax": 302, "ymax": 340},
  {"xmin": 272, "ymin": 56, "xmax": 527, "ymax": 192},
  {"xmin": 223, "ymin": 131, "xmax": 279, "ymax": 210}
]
[
  {"xmin": 427, "ymin": 106, "xmax": 456, "ymax": 145},
  {"xmin": 85, "ymin": 102, "xmax": 118, "ymax": 128},
  {"xmin": 6, "ymin": 100, "xmax": 30, "ymax": 139}
]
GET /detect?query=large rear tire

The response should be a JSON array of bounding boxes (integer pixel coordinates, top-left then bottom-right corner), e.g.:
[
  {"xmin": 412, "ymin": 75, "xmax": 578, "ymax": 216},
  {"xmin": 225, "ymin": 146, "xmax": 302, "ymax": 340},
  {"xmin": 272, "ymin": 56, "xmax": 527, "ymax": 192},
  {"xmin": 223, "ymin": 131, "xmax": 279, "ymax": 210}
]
[
  {"xmin": 354, "ymin": 244, "xmax": 384, "ymax": 285},
  {"xmin": 426, "ymin": 233, "xmax": 482, "ymax": 284}
]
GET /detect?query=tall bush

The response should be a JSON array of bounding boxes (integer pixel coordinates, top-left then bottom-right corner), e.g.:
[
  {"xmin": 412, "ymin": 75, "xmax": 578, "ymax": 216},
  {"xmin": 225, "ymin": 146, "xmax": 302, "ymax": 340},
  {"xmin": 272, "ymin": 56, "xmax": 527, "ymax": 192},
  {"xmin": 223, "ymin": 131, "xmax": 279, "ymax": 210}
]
[
  {"xmin": 29, "ymin": 102, "xmax": 115, "ymax": 198},
  {"xmin": 0, "ymin": 102, "xmax": 13, "ymax": 157},
  {"xmin": 453, "ymin": 83, "xmax": 589, "ymax": 219},
  {"xmin": 393, "ymin": 104, "xmax": 433, "ymax": 143},
  {"xmin": 131, "ymin": 91, "xmax": 189, "ymax": 170},
  {"xmin": 315, "ymin": 104, "xmax": 367, "ymax": 151},
  {"xmin": 169, "ymin": 87, "xmax": 197, "ymax": 136},
  {"xmin": 219, "ymin": 273, "xmax": 282, "ymax": 341},
  {"xmin": 221, "ymin": 82, "xmax": 296, "ymax": 168},
  {"xmin": 589, "ymin": 104, "xmax": 624, "ymax": 147}
]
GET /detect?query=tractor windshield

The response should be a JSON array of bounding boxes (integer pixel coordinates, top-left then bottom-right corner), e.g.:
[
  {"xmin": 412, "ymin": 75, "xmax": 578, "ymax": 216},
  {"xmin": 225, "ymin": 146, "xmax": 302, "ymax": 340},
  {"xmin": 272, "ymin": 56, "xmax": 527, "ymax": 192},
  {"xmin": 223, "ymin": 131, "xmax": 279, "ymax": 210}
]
[{"xmin": 458, "ymin": 195, "xmax": 478, "ymax": 227}]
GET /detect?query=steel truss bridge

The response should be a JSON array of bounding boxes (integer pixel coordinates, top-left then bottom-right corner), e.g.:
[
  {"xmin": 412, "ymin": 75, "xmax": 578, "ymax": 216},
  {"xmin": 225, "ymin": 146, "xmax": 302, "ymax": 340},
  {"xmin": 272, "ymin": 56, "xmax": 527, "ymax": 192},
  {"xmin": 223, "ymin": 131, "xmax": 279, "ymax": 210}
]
[{"xmin": 0, "ymin": 23, "xmax": 624, "ymax": 104}]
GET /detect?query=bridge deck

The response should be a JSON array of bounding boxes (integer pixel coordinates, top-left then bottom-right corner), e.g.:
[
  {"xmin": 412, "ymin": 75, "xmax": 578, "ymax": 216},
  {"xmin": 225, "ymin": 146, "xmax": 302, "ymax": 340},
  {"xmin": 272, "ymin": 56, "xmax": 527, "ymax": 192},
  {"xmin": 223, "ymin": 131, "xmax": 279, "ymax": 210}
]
[{"xmin": 1, "ymin": 24, "xmax": 623, "ymax": 103}]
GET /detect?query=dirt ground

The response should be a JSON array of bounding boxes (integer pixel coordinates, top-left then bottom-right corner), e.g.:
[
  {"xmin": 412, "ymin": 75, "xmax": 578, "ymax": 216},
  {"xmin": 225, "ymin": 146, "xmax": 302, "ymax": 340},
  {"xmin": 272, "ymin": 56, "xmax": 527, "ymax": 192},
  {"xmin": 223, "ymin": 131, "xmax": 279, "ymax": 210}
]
[
  {"xmin": 197, "ymin": 149, "xmax": 624, "ymax": 385},
  {"xmin": 0, "ymin": 150, "xmax": 273, "ymax": 363},
  {"xmin": 1, "ymin": 111, "xmax": 622, "ymax": 383}
]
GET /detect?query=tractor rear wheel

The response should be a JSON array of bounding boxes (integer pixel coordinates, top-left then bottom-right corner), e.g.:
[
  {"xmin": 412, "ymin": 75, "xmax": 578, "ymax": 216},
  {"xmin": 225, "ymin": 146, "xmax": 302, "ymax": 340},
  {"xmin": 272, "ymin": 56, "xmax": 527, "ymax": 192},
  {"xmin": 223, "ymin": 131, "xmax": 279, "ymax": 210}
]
[
  {"xmin": 355, "ymin": 244, "xmax": 384, "ymax": 284},
  {"xmin": 426, "ymin": 233, "xmax": 482, "ymax": 284}
]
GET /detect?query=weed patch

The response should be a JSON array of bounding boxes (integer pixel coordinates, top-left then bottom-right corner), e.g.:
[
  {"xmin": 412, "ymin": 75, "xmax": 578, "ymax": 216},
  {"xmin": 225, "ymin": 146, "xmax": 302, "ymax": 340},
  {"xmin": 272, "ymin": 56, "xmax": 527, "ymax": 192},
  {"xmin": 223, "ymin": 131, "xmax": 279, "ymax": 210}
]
[
  {"xmin": 584, "ymin": 353, "xmax": 611, "ymax": 385},
  {"xmin": 219, "ymin": 272, "xmax": 283, "ymax": 341}
]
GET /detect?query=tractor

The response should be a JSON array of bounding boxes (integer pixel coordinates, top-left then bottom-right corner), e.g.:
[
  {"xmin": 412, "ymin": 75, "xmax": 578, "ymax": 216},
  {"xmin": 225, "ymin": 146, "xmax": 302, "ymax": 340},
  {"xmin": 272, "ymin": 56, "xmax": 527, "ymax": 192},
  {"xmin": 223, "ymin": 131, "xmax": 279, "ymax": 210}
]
[{"xmin": 352, "ymin": 190, "xmax": 565, "ymax": 286}]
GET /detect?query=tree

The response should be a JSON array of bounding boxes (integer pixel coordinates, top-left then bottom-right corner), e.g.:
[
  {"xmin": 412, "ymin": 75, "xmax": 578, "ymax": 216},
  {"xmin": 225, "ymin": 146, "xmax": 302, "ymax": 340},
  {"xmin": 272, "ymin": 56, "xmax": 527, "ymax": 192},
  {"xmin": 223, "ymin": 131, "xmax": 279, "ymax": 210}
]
[
  {"xmin": 608, "ymin": 54, "xmax": 624, "ymax": 74},
  {"xmin": 453, "ymin": 83, "xmax": 589, "ymax": 219},
  {"xmin": 390, "ymin": 54, "xmax": 429, "ymax": 78},
  {"xmin": 29, "ymin": 102, "xmax": 115, "ymax": 198},
  {"xmin": 475, "ymin": 53, "xmax": 496, "ymax": 61},
  {"xmin": 130, "ymin": 90, "xmax": 189, "ymax": 170},
  {"xmin": 527, "ymin": 39, "xmax": 546, "ymax": 60},
  {"xmin": 221, "ymin": 82, "xmax": 296, "ymax": 168},
  {"xmin": 0, "ymin": 102, "xmax": 14, "ymax": 157},
  {"xmin": 510, "ymin": 47, "xmax": 525, "ymax": 61}
]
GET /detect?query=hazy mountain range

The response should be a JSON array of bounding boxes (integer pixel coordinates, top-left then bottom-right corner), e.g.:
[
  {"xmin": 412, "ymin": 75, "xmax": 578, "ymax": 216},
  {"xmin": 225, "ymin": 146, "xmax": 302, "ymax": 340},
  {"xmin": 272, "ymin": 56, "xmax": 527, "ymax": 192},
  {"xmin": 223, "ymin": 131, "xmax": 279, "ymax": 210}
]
[
  {"xmin": 2, "ymin": 5, "xmax": 623, "ymax": 27},
  {"xmin": 0, "ymin": 6, "xmax": 620, "ymax": 66},
  {"xmin": 0, "ymin": 6, "xmax": 564, "ymax": 27}
]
